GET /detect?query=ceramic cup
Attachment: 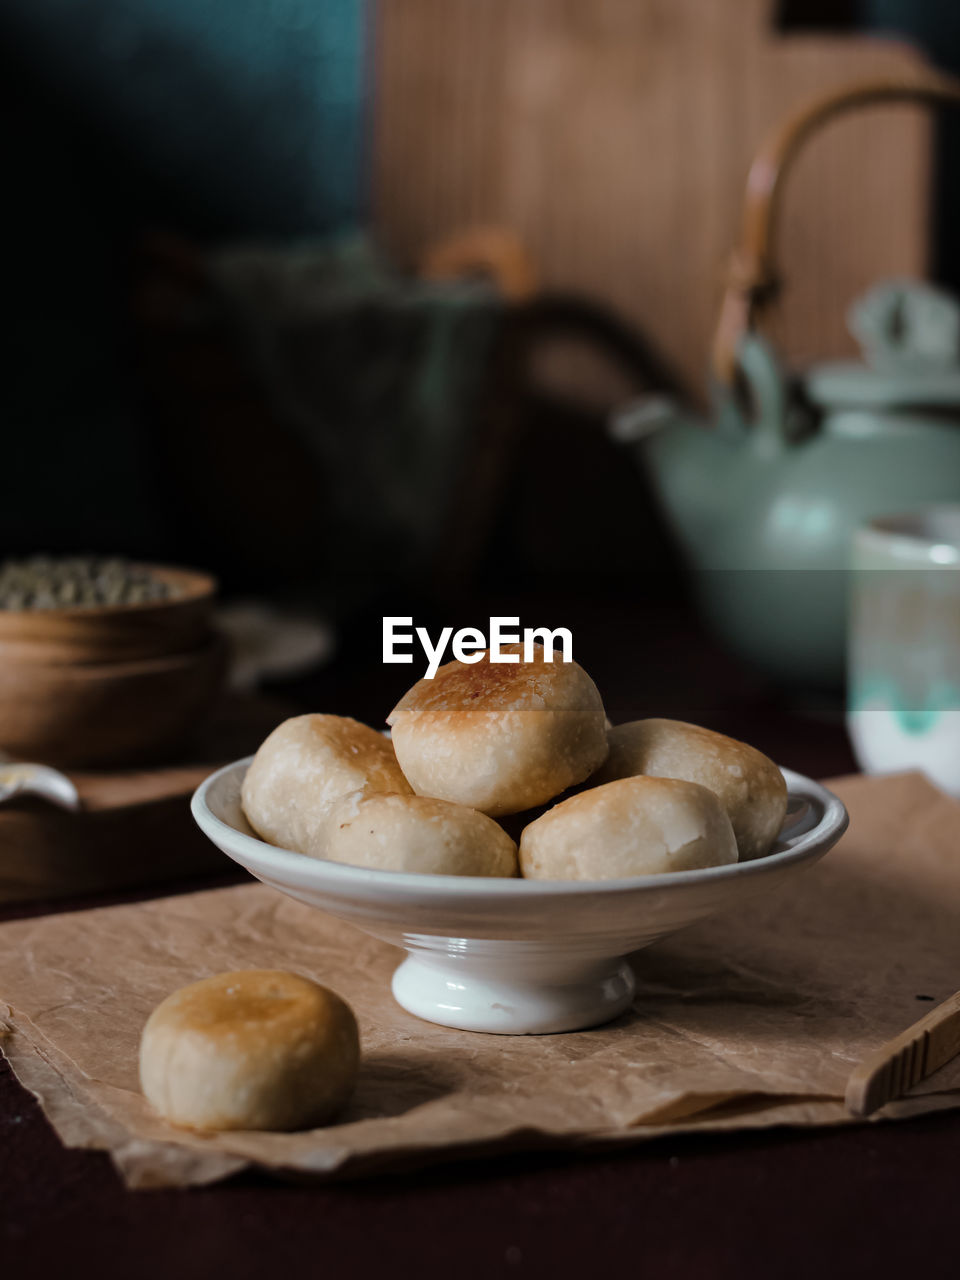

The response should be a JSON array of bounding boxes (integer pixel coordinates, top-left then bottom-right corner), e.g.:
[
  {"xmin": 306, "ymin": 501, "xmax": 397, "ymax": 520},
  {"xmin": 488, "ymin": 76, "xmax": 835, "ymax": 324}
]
[{"xmin": 847, "ymin": 506, "xmax": 960, "ymax": 795}]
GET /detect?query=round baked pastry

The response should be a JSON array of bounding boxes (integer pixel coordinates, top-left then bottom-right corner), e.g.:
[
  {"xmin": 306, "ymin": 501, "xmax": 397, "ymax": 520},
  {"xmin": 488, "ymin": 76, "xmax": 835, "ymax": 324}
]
[
  {"xmin": 139, "ymin": 970, "xmax": 360, "ymax": 1132},
  {"xmin": 322, "ymin": 791, "xmax": 518, "ymax": 876},
  {"xmin": 241, "ymin": 714, "xmax": 411, "ymax": 856},
  {"xmin": 387, "ymin": 644, "xmax": 608, "ymax": 816},
  {"xmin": 591, "ymin": 718, "xmax": 787, "ymax": 860},
  {"xmin": 519, "ymin": 775, "xmax": 738, "ymax": 880}
]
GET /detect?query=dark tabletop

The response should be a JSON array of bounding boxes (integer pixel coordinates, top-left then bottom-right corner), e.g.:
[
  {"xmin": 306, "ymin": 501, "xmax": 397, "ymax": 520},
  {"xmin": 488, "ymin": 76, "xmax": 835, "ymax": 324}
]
[{"xmin": 3, "ymin": 596, "xmax": 957, "ymax": 1280}]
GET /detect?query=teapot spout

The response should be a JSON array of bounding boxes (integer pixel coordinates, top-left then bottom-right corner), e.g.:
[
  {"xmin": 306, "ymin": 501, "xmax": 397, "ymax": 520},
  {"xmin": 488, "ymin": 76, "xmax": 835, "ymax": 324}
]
[{"xmin": 609, "ymin": 395, "xmax": 686, "ymax": 442}]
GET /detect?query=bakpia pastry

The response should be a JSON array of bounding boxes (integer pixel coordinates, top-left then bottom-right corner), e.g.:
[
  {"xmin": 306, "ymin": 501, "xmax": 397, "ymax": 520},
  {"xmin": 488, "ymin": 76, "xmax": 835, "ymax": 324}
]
[
  {"xmin": 591, "ymin": 718, "xmax": 787, "ymax": 860},
  {"xmin": 322, "ymin": 791, "xmax": 519, "ymax": 877},
  {"xmin": 519, "ymin": 775, "xmax": 737, "ymax": 880},
  {"xmin": 241, "ymin": 713, "xmax": 411, "ymax": 857},
  {"xmin": 139, "ymin": 970, "xmax": 359, "ymax": 1132},
  {"xmin": 387, "ymin": 644, "xmax": 607, "ymax": 816}
]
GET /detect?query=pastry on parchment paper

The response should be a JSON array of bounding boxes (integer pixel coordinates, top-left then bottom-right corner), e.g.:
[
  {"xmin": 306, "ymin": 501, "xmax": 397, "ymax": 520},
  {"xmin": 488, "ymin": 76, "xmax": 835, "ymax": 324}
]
[{"xmin": 140, "ymin": 970, "xmax": 360, "ymax": 1132}]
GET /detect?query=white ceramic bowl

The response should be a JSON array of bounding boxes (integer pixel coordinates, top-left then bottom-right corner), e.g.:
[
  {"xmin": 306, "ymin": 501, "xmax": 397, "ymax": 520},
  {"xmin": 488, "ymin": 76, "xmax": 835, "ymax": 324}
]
[{"xmin": 192, "ymin": 762, "xmax": 848, "ymax": 1035}]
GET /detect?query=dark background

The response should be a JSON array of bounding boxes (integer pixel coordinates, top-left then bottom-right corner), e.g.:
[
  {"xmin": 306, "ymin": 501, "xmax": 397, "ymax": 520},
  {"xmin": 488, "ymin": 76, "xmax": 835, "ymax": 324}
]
[{"xmin": 2, "ymin": 0, "xmax": 959, "ymax": 605}]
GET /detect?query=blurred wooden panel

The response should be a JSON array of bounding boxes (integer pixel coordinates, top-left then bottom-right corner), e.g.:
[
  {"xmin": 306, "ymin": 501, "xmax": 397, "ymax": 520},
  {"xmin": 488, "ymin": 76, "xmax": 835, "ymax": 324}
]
[{"xmin": 373, "ymin": 0, "xmax": 932, "ymax": 400}]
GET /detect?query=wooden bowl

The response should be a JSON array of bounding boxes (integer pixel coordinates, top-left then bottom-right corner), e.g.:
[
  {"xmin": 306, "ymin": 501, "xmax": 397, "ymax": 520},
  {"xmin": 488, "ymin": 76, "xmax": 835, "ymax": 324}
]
[
  {"xmin": 0, "ymin": 564, "xmax": 227, "ymax": 767},
  {"xmin": 0, "ymin": 564, "xmax": 217, "ymax": 665},
  {"xmin": 0, "ymin": 635, "xmax": 229, "ymax": 768}
]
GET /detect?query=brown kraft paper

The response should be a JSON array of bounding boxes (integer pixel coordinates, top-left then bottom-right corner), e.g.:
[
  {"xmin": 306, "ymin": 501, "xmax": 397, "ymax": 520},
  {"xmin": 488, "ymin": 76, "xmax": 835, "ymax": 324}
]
[{"xmin": 1, "ymin": 771, "xmax": 959, "ymax": 1189}]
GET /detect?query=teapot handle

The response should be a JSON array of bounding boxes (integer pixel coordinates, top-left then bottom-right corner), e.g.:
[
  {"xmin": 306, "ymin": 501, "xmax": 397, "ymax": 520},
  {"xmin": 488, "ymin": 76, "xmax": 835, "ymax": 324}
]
[{"xmin": 712, "ymin": 72, "xmax": 960, "ymax": 388}]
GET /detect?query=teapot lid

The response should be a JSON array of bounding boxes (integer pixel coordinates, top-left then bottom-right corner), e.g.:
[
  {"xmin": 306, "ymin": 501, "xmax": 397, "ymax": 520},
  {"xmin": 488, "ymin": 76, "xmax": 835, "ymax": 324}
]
[
  {"xmin": 804, "ymin": 280, "xmax": 960, "ymax": 411},
  {"xmin": 805, "ymin": 362, "xmax": 960, "ymax": 409}
]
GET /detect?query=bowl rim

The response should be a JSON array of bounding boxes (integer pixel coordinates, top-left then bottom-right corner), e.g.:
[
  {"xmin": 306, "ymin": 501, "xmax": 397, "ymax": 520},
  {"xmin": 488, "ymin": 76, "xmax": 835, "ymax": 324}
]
[{"xmin": 191, "ymin": 759, "xmax": 849, "ymax": 898}]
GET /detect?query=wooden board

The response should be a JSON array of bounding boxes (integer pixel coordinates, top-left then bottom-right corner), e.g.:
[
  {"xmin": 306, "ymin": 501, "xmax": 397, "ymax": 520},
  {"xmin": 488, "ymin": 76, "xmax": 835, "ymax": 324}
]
[
  {"xmin": 373, "ymin": 0, "xmax": 932, "ymax": 400},
  {"xmin": 0, "ymin": 695, "xmax": 290, "ymax": 907}
]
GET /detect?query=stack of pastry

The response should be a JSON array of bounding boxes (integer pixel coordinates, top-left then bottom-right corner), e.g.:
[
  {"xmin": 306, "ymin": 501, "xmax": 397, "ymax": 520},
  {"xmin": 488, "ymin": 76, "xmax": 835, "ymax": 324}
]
[
  {"xmin": 241, "ymin": 644, "xmax": 788, "ymax": 880},
  {"xmin": 140, "ymin": 645, "xmax": 791, "ymax": 1135}
]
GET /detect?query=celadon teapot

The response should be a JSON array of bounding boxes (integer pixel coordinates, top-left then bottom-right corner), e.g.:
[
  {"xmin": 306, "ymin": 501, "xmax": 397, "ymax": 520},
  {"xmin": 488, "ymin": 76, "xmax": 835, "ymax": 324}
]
[{"xmin": 612, "ymin": 75, "xmax": 960, "ymax": 690}]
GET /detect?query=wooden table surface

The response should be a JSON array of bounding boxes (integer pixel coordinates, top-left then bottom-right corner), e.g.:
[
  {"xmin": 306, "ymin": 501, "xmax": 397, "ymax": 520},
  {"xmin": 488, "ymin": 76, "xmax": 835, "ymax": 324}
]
[{"xmin": 3, "ymin": 597, "xmax": 958, "ymax": 1279}]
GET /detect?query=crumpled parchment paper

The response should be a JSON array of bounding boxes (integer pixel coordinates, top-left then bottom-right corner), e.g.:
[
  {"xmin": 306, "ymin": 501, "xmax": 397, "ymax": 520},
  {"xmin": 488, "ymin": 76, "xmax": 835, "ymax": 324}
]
[{"xmin": 2, "ymin": 771, "xmax": 959, "ymax": 1189}]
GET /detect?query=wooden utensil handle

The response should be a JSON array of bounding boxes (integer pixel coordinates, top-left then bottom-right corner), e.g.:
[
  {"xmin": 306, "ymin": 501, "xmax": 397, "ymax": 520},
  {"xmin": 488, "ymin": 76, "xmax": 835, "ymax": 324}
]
[
  {"xmin": 845, "ymin": 989, "xmax": 960, "ymax": 1116},
  {"xmin": 712, "ymin": 71, "xmax": 960, "ymax": 387}
]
